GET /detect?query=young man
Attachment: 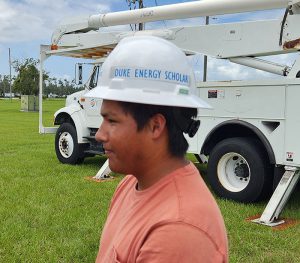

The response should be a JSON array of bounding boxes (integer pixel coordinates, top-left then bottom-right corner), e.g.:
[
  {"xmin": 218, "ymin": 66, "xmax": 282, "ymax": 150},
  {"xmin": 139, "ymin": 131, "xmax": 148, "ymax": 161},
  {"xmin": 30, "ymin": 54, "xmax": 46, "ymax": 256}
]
[{"xmin": 86, "ymin": 36, "xmax": 228, "ymax": 262}]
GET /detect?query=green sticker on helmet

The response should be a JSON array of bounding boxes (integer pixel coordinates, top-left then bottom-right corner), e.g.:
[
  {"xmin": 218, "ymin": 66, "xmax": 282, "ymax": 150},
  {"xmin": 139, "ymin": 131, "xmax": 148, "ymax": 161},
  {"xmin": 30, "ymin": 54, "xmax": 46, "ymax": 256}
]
[{"xmin": 179, "ymin": 88, "xmax": 189, "ymax": 95}]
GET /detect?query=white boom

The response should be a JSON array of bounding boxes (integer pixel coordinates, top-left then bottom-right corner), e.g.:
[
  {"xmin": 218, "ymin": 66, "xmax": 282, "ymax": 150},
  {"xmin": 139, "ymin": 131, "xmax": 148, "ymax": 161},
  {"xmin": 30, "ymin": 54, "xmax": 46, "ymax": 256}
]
[
  {"xmin": 51, "ymin": 15, "xmax": 300, "ymax": 74},
  {"xmin": 88, "ymin": 0, "xmax": 292, "ymax": 27},
  {"xmin": 52, "ymin": 0, "xmax": 300, "ymax": 45}
]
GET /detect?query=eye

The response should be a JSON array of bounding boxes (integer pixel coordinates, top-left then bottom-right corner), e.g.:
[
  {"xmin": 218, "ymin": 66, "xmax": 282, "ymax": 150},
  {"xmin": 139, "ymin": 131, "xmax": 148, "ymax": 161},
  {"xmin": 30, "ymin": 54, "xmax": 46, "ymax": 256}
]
[{"xmin": 108, "ymin": 118, "xmax": 116, "ymax": 124}]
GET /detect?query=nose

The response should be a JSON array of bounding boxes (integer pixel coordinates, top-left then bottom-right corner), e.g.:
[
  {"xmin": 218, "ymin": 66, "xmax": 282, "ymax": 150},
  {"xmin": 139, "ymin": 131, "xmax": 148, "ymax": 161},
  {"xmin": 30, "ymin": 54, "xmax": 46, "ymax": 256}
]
[{"xmin": 95, "ymin": 123, "xmax": 107, "ymax": 143}]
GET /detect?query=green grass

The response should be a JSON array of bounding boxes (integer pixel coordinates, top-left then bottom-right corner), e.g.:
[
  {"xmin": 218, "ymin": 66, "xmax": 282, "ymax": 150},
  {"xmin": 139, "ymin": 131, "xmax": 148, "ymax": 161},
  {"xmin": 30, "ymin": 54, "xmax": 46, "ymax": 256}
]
[{"xmin": 0, "ymin": 98, "xmax": 299, "ymax": 262}]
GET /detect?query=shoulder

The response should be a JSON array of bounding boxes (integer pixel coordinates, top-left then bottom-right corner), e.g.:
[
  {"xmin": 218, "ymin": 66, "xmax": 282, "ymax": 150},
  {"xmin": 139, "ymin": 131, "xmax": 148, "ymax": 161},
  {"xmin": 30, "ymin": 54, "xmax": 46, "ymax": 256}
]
[
  {"xmin": 137, "ymin": 222, "xmax": 227, "ymax": 263},
  {"xmin": 169, "ymin": 163, "xmax": 228, "ymax": 255},
  {"xmin": 172, "ymin": 163, "xmax": 223, "ymax": 222},
  {"xmin": 170, "ymin": 163, "xmax": 218, "ymax": 219}
]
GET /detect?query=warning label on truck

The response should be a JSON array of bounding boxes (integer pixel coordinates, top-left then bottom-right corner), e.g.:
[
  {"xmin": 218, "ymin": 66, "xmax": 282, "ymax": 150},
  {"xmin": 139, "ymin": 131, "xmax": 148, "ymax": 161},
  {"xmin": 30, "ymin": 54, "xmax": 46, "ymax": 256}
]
[
  {"xmin": 208, "ymin": 90, "xmax": 217, "ymax": 98},
  {"xmin": 208, "ymin": 89, "xmax": 225, "ymax": 99},
  {"xmin": 286, "ymin": 152, "xmax": 294, "ymax": 162}
]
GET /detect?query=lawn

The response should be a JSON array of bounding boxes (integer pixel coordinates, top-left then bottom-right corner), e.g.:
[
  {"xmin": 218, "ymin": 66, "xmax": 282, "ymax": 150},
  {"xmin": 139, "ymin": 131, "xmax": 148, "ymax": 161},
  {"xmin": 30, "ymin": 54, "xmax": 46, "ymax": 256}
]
[{"xmin": 0, "ymin": 98, "xmax": 299, "ymax": 262}]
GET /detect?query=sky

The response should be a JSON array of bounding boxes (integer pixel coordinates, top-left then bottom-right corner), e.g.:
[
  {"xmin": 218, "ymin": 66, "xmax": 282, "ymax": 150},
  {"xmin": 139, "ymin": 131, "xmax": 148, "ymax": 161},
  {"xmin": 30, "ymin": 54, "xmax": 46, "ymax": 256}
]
[{"xmin": 0, "ymin": 0, "xmax": 296, "ymax": 83}]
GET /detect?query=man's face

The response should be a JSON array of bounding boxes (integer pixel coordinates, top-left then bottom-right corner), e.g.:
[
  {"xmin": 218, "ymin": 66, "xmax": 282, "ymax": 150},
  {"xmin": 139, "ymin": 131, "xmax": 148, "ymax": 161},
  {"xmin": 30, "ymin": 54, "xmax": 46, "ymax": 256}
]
[{"xmin": 95, "ymin": 100, "xmax": 149, "ymax": 175}]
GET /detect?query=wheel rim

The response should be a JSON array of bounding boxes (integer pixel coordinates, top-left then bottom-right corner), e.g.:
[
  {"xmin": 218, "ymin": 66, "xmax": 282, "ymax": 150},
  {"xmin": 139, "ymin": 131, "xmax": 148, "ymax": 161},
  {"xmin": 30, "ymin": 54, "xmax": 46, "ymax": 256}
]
[
  {"xmin": 217, "ymin": 152, "xmax": 251, "ymax": 192},
  {"xmin": 58, "ymin": 132, "xmax": 74, "ymax": 158}
]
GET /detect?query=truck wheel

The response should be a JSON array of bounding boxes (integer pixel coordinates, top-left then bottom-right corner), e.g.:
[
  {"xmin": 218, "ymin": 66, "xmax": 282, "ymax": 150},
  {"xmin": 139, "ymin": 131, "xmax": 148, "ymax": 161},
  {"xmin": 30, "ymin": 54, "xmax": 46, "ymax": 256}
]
[
  {"xmin": 55, "ymin": 123, "xmax": 85, "ymax": 164},
  {"xmin": 207, "ymin": 137, "xmax": 272, "ymax": 203}
]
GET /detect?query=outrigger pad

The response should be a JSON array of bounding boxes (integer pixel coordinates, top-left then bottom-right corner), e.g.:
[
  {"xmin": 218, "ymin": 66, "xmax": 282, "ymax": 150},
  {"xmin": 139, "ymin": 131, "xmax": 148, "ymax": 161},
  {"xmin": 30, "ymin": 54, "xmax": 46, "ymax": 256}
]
[
  {"xmin": 85, "ymin": 176, "xmax": 115, "ymax": 183},
  {"xmin": 246, "ymin": 214, "xmax": 300, "ymax": 230}
]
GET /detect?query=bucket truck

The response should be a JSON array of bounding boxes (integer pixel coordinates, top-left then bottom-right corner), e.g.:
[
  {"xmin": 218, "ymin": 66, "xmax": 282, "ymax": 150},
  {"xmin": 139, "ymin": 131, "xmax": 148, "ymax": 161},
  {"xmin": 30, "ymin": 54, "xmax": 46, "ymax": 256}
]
[{"xmin": 39, "ymin": 0, "xmax": 300, "ymax": 226}]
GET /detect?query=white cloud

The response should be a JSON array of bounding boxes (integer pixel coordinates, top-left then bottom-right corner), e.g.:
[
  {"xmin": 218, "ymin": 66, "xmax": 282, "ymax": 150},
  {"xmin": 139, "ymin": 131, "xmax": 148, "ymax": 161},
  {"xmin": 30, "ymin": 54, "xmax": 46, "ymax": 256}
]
[
  {"xmin": 212, "ymin": 60, "xmax": 250, "ymax": 79},
  {"xmin": 0, "ymin": 0, "xmax": 294, "ymax": 80},
  {"xmin": 0, "ymin": 0, "xmax": 287, "ymax": 44},
  {"xmin": 209, "ymin": 58, "xmax": 281, "ymax": 81},
  {"xmin": 191, "ymin": 52, "xmax": 299, "ymax": 81},
  {"xmin": 61, "ymin": 74, "xmax": 72, "ymax": 81},
  {"xmin": 0, "ymin": 0, "xmax": 112, "ymax": 44}
]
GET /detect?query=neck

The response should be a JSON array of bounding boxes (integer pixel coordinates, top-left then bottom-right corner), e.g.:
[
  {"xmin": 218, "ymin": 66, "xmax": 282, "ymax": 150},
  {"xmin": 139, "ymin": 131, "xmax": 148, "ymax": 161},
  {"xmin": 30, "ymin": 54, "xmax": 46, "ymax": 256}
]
[{"xmin": 134, "ymin": 154, "xmax": 189, "ymax": 191}]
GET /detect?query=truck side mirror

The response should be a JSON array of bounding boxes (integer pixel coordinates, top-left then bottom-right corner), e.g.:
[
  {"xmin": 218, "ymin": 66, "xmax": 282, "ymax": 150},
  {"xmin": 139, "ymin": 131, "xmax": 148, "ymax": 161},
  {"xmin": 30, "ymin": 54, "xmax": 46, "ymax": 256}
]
[{"xmin": 75, "ymin": 63, "xmax": 83, "ymax": 85}]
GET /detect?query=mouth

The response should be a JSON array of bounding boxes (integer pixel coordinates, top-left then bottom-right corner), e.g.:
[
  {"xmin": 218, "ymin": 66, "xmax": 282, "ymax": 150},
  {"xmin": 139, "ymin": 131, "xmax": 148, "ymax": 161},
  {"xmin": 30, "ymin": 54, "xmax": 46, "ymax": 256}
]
[{"xmin": 104, "ymin": 148, "xmax": 113, "ymax": 156}]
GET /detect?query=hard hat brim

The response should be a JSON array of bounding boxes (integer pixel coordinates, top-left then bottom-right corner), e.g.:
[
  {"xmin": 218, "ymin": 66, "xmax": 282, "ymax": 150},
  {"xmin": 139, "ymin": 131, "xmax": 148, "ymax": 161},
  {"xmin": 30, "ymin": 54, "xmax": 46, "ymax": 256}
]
[{"xmin": 85, "ymin": 85, "xmax": 212, "ymax": 109}]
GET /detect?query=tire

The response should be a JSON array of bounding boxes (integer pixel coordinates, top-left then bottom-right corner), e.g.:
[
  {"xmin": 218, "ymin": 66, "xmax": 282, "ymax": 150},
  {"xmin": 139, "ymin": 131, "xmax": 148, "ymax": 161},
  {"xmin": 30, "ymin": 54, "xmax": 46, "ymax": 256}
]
[
  {"xmin": 55, "ymin": 123, "xmax": 85, "ymax": 164},
  {"xmin": 207, "ymin": 137, "xmax": 272, "ymax": 203}
]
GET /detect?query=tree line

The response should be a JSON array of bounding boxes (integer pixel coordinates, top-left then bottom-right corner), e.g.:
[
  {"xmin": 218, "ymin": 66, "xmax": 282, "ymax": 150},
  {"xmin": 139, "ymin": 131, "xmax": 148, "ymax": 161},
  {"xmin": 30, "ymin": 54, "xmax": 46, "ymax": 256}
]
[{"xmin": 0, "ymin": 58, "xmax": 83, "ymax": 97}]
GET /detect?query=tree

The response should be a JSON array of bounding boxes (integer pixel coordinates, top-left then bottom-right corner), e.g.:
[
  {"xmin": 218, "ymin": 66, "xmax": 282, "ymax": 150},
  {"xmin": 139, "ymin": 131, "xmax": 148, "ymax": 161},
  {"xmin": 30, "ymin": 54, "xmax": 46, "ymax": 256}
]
[
  {"xmin": 10, "ymin": 57, "xmax": 84, "ymax": 98},
  {"xmin": 0, "ymin": 75, "xmax": 10, "ymax": 96},
  {"xmin": 44, "ymin": 77, "xmax": 83, "ymax": 97},
  {"xmin": 12, "ymin": 58, "xmax": 48, "ymax": 95}
]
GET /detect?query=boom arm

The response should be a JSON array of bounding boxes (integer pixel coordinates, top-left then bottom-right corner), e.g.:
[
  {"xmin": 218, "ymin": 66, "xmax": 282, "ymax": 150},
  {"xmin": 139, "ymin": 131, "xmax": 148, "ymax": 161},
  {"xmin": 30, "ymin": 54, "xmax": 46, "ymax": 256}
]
[
  {"xmin": 51, "ymin": 0, "xmax": 300, "ymax": 45},
  {"xmin": 53, "ymin": 15, "xmax": 300, "ymax": 57},
  {"xmin": 48, "ymin": 0, "xmax": 300, "ymax": 77}
]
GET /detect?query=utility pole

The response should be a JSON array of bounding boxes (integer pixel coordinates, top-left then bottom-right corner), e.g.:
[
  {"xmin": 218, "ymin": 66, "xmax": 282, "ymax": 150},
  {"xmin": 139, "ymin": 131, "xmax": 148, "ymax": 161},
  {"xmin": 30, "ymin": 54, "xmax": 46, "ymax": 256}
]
[
  {"xmin": 127, "ymin": 0, "xmax": 144, "ymax": 31},
  {"xmin": 9, "ymin": 48, "xmax": 12, "ymax": 101},
  {"xmin": 203, "ymin": 16, "xmax": 209, "ymax": 82},
  {"xmin": 138, "ymin": 0, "xmax": 144, "ymax": 31},
  {"xmin": 0, "ymin": 75, "xmax": 2, "ymax": 97}
]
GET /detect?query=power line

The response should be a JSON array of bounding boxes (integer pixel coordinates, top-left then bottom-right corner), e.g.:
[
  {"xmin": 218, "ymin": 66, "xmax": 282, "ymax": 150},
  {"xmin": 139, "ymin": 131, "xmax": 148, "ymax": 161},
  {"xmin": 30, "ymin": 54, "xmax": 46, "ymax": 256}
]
[
  {"xmin": 138, "ymin": 0, "xmax": 144, "ymax": 31},
  {"xmin": 9, "ymin": 48, "xmax": 12, "ymax": 101}
]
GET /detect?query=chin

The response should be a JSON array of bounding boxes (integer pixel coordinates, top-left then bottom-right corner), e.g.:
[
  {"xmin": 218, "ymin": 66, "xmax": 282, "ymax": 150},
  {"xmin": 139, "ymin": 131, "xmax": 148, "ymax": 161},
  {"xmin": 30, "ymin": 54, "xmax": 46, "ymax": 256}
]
[{"xmin": 108, "ymin": 160, "xmax": 127, "ymax": 174}]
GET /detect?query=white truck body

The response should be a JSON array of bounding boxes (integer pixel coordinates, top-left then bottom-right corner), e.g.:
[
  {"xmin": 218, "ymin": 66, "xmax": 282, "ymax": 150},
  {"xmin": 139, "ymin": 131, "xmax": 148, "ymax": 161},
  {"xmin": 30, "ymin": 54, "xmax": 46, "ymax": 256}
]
[
  {"xmin": 197, "ymin": 78, "xmax": 300, "ymax": 166},
  {"xmin": 39, "ymin": 0, "xmax": 300, "ymax": 225}
]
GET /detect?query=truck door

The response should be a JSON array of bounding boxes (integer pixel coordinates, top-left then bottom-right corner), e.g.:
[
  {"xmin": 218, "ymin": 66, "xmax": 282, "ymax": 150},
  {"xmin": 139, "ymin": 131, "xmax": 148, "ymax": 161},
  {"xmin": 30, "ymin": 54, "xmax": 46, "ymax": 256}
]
[{"xmin": 84, "ymin": 65, "xmax": 103, "ymax": 128}]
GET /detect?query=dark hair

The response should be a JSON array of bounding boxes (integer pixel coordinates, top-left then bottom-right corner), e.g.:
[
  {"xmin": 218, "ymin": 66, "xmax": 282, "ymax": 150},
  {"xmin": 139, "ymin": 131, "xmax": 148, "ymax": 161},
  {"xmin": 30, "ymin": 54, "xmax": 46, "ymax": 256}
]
[{"xmin": 118, "ymin": 101, "xmax": 197, "ymax": 158}]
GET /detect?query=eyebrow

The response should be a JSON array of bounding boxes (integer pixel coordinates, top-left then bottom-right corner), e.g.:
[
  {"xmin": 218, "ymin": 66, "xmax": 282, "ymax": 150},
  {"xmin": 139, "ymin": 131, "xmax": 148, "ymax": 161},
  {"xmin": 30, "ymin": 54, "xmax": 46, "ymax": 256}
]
[{"xmin": 101, "ymin": 111, "xmax": 117, "ymax": 118}]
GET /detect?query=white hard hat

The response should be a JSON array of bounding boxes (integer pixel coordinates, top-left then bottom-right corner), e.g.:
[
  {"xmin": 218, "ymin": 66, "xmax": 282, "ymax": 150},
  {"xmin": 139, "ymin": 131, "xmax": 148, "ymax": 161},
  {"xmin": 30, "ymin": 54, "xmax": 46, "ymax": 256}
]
[{"xmin": 85, "ymin": 36, "xmax": 212, "ymax": 109}]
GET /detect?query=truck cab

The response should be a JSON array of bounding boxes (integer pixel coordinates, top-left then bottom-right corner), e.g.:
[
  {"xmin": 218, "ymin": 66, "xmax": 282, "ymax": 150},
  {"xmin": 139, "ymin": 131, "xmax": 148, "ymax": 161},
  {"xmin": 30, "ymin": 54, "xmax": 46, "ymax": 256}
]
[{"xmin": 53, "ymin": 63, "xmax": 104, "ymax": 164}]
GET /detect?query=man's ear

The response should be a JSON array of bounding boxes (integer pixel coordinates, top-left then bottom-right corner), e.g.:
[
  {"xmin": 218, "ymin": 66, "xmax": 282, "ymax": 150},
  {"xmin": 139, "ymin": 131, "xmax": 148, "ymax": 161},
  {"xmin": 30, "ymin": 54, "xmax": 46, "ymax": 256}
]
[{"xmin": 148, "ymin": 113, "xmax": 167, "ymax": 139}]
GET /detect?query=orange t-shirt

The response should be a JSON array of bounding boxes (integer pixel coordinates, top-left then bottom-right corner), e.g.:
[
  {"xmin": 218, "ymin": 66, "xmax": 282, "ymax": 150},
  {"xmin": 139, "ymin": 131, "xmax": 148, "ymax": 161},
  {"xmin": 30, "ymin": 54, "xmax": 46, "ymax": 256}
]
[{"xmin": 96, "ymin": 162, "xmax": 228, "ymax": 263}]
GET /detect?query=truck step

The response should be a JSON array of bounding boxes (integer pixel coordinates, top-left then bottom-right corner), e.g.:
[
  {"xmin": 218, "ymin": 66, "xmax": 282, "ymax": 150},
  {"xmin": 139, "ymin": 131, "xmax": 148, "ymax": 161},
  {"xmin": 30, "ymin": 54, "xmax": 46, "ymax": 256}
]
[
  {"xmin": 84, "ymin": 149, "xmax": 105, "ymax": 155},
  {"xmin": 83, "ymin": 135, "xmax": 96, "ymax": 141}
]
